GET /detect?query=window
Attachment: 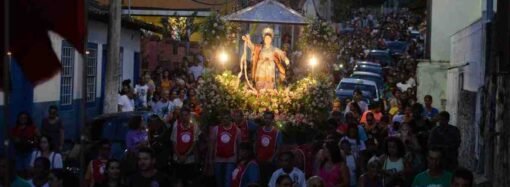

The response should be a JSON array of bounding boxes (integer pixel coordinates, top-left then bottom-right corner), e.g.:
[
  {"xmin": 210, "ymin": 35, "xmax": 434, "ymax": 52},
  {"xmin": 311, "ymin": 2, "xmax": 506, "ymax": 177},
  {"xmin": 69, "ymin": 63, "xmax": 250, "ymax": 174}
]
[
  {"xmin": 60, "ymin": 41, "xmax": 75, "ymax": 106},
  {"xmin": 86, "ymin": 43, "xmax": 98, "ymax": 103},
  {"xmin": 119, "ymin": 47, "xmax": 124, "ymax": 86}
]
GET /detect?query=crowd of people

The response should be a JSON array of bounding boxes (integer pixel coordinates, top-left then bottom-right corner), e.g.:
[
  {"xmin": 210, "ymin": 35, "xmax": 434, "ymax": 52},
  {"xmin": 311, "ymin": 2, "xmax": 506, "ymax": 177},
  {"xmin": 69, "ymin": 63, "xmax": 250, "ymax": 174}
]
[{"xmin": 1, "ymin": 7, "xmax": 477, "ymax": 187}]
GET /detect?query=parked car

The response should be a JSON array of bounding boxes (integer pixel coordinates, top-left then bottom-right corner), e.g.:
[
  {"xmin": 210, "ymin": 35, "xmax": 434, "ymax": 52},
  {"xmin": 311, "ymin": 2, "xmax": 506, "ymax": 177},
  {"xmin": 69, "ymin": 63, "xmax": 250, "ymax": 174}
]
[
  {"xmin": 353, "ymin": 64, "xmax": 383, "ymax": 75},
  {"xmin": 86, "ymin": 111, "xmax": 152, "ymax": 160},
  {"xmin": 367, "ymin": 49, "xmax": 394, "ymax": 66},
  {"xmin": 336, "ymin": 78, "xmax": 380, "ymax": 102},
  {"xmin": 335, "ymin": 89, "xmax": 372, "ymax": 104},
  {"xmin": 384, "ymin": 41, "xmax": 408, "ymax": 56},
  {"xmin": 356, "ymin": 61, "xmax": 381, "ymax": 68},
  {"xmin": 350, "ymin": 71, "xmax": 384, "ymax": 93}
]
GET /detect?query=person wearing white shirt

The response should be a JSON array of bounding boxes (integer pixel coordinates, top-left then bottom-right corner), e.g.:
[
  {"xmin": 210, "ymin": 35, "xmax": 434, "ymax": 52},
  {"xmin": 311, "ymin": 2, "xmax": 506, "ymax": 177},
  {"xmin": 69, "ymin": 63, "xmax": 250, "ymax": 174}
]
[
  {"xmin": 29, "ymin": 157, "xmax": 51, "ymax": 187},
  {"xmin": 30, "ymin": 136, "xmax": 63, "ymax": 170},
  {"xmin": 268, "ymin": 152, "xmax": 306, "ymax": 187},
  {"xmin": 344, "ymin": 89, "xmax": 369, "ymax": 113},
  {"xmin": 118, "ymin": 89, "xmax": 135, "ymax": 112},
  {"xmin": 153, "ymin": 92, "xmax": 172, "ymax": 117},
  {"xmin": 134, "ymin": 78, "xmax": 149, "ymax": 108},
  {"xmin": 188, "ymin": 61, "xmax": 204, "ymax": 81}
]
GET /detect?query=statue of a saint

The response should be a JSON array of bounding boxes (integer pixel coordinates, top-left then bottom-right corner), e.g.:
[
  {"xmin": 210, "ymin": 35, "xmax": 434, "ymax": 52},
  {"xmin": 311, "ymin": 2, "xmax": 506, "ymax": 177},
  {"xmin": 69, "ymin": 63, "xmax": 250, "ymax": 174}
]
[{"xmin": 242, "ymin": 27, "xmax": 290, "ymax": 90}]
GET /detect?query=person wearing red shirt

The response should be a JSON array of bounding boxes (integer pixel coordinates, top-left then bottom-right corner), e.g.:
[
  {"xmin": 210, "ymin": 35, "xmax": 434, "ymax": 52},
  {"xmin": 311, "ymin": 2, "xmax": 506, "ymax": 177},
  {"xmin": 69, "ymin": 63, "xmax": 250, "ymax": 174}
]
[
  {"xmin": 210, "ymin": 115, "xmax": 241, "ymax": 187},
  {"xmin": 231, "ymin": 110, "xmax": 256, "ymax": 143},
  {"xmin": 84, "ymin": 140, "xmax": 112, "ymax": 187},
  {"xmin": 256, "ymin": 111, "xmax": 283, "ymax": 187},
  {"xmin": 231, "ymin": 143, "xmax": 260, "ymax": 187},
  {"xmin": 10, "ymin": 112, "xmax": 38, "ymax": 173},
  {"xmin": 171, "ymin": 107, "xmax": 200, "ymax": 187}
]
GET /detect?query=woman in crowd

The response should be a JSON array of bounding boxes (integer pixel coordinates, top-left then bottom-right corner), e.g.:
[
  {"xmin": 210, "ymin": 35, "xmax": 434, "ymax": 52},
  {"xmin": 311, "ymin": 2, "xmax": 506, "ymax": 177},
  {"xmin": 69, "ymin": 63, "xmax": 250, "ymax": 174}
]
[
  {"xmin": 93, "ymin": 159, "xmax": 125, "ymax": 187},
  {"xmin": 379, "ymin": 137, "xmax": 407, "ymax": 185},
  {"xmin": 340, "ymin": 139, "xmax": 359, "ymax": 187},
  {"xmin": 340, "ymin": 124, "xmax": 366, "ymax": 159},
  {"xmin": 160, "ymin": 70, "xmax": 172, "ymax": 94},
  {"xmin": 30, "ymin": 135, "xmax": 63, "ymax": 169},
  {"xmin": 125, "ymin": 116, "xmax": 149, "ymax": 155},
  {"xmin": 40, "ymin": 105, "xmax": 64, "ymax": 152},
  {"xmin": 316, "ymin": 142, "xmax": 350, "ymax": 187},
  {"xmin": 11, "ymin": 112, "xmax": 38, "ymax": 173},
  {"xmin": 358, "ymin": 157, "xmax": 383, "ymax": 187}
]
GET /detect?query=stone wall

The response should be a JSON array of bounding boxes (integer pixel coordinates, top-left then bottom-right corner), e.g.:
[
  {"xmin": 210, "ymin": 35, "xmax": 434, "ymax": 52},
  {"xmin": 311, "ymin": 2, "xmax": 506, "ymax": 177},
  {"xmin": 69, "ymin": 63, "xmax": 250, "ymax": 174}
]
[{"xmin": 457, "ymin": 90, "xmax": 477, "ymax": 170}]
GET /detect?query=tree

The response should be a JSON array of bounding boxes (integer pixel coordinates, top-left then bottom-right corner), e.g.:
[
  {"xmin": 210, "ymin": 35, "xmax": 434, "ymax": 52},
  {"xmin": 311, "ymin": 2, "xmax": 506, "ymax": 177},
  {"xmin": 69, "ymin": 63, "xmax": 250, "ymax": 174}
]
[
  {"xmin": 103, "ymin": 0, "xmax": 122, "ymax": 113},
  {"xmin": 331, "ymin": 0, "xmax": 353, "ymax": 22}
]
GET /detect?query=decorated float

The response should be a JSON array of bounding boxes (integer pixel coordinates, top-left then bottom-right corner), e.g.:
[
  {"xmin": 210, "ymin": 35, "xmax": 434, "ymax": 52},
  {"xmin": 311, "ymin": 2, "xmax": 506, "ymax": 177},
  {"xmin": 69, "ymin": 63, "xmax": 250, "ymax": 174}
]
[{"xmin": 196, "ymin": 0, "xmax": 340, "ymax": 143}]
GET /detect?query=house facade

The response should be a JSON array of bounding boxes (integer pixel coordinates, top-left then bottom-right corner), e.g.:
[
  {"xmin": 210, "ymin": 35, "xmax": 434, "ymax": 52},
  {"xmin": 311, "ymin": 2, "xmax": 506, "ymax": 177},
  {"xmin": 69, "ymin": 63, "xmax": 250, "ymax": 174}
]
[{"xmin": 0, "ymin": 18, "xmax": 144, "ymax": 149}]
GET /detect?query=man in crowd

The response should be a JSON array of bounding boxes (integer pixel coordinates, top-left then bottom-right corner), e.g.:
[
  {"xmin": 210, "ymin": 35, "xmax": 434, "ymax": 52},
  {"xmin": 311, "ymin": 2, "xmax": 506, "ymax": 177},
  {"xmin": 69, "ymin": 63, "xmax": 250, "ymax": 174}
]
[
  {"xmin": 129, "ymin": 148, "xmax": 170, "ymax": 187},
  {"xmin": 232, "ymin": 143, "xmax": 260, "ymax": 187},
  {"xmin": 268, "ymin": 151, "xmax": 306, "ymax": 187},
  {"xmin": 451, "ymin": 168, "xmax": 474, "ymax": 187},
  {"xmin": 345, "ymin": 89, "xmax": 369, "ymax": 113},
  {"xmin": 134, "ymin": 77, "xmax": 150, "ymax": 109},
  {"xmin": 232, "ymin": 110, "xmax": 257, "ymax": 143},
  {"xmin": 170, "ymin": 107, "xmax": 200, "ymax": 186},
  {"xmin": 428, "ymin": 111, "xmax": 461, "ymax": 171},
  {"xmin": 256, "ymin": 111, "xmax": 283, "ymax": 186},
  {"xmin": 423, "ymin": 95, "xmax": 439, "ymax": 120},
  {"xmin": 210, "ymin": 115, "xmax": 241, "ymax": 187},
  {"xmin": 0, "ymin": 156, "xmax": 31, "ymax": 187},
  {"xmin": 412, "ymin": 147, "xmax": 453, "ymax": 187}
]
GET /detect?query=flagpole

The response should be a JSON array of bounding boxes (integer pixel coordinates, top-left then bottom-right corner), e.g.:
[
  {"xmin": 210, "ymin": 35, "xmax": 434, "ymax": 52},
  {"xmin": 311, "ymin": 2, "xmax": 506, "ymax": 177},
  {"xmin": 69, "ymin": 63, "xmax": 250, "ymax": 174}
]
[{"xmin": 3, "ymin": 0, "xmax": 10, "ymax": 186}]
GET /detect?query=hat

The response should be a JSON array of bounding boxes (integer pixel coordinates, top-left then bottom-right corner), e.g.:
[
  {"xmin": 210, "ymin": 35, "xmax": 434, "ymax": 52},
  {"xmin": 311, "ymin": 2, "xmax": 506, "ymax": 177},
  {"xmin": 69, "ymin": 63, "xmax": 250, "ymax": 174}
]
[{"xmin": 262, "ymin": 27, "xmax": 274, "ymax": 38}]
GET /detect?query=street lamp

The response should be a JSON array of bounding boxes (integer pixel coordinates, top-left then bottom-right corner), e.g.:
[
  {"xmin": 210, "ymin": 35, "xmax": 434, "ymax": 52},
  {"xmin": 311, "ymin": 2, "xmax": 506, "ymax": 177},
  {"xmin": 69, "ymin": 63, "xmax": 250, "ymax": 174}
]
[
  {"xmin": 218, "ymin": 50, "xmax": 229, "ymax": 70},
  {"xmin": 309, "ymin": 56, "xmax": 318, "ymax": 75}
]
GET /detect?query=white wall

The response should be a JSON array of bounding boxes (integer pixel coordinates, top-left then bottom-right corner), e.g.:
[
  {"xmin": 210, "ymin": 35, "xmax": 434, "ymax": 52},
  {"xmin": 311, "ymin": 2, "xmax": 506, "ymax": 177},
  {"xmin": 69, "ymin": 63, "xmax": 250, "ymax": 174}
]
[
  {"xmin": 31, "ymin": 20, "xmax": 141, "ymax": 104},
  {"xmin": 88, "ymin": 20, "xmax": 141, "ymax": 86},
  {"xmin": 416, "ymin": 62, "xmax": 449, "ymax": 111},
  {"xmin": 431, "ymin": 0, "xmax": 481, "ymax": 61},
  {"xmin": 447, "ymin": 20, "xmax": 484, "ymax": 126}
]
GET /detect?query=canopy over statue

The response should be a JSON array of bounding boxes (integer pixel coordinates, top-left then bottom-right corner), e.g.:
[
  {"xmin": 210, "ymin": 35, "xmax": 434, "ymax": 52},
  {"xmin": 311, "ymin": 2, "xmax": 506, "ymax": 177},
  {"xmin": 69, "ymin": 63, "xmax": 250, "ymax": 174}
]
[{"xmin": 223, "ymin": 0, "xmax": 307, "ymax": 25}]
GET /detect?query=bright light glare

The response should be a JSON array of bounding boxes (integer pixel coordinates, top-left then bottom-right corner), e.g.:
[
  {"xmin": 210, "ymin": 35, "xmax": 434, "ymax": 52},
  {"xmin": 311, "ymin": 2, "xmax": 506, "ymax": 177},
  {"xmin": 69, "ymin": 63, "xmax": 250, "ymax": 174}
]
[
  {"xmin": 339, "ymin": 64, "xmax": 344, "ymax": 68},
  {"xmin": 7, "ymin": 52, "xmax": 11, "ymax": 56},
  {"xmin": 309, "ymin": 56, "xmax": 318, "ymax": 67},
  {"xmin": 218, "ymin": 51, "xmax": 228, "ymax": 64}
]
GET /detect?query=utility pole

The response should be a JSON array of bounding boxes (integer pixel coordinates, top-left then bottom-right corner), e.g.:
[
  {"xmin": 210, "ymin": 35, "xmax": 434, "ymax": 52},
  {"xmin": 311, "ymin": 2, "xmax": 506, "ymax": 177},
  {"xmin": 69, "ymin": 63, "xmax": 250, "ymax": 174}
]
[
  {"xmin": 103, "ymin": 0, "xmax": 122, "ymax": 113},
  {"xmin": 2, "ymin": 0, "xmax": 10, "ymax": 186}
]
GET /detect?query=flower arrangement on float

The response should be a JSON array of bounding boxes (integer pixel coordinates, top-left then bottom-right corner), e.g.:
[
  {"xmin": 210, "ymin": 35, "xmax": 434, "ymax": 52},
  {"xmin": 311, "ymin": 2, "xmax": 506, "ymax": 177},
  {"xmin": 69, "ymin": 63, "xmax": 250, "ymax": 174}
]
[{"xmin": 197, "ymin": 71, "xmax": 335, "ymax": 129}]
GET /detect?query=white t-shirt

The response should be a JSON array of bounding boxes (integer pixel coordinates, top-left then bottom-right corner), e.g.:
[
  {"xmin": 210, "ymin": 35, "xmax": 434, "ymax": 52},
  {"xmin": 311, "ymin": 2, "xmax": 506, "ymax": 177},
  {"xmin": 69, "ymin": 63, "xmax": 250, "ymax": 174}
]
[
  {"xmin": 153, "ymin": 100, "xmax": 171, "ymax": 116},
  {"xmin": 172, "ymin": 98, "xmax": 184, "ymax": 109},
  {"xmin": 346, "ymin": 154, "xmax": 357, "ymax": 186},
  {"xmin": 134, "ymin": 84, "xmax": 149, "ymax": 107},
  {"xmin": 29, "ymin": 151, "xmax": 63, "ymax": 169},
  {"xmin": 397, "ymin": 82, "xmax": 412, "ymax": 92},
  {"xmin": 118, "ymin": 95, "xmax": 134, "ymax": 112},
  {"xmin": 268, "ymin": 168, "xmax": 306, "ymax": 187},
  {"xmin": 189, "ymin": 65, "xmax": 204, "ymax": 80},
  {"xmin": 340, "ymin": 136, "xmax": 366, "ymax": 158}
]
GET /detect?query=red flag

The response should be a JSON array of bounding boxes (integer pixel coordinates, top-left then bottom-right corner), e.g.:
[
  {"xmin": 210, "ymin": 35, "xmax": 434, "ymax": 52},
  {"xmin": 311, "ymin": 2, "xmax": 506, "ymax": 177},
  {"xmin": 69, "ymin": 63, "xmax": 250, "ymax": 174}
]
[{"xmin": 0, "ymin": 0, "xmax": 86, "ymax": 90}]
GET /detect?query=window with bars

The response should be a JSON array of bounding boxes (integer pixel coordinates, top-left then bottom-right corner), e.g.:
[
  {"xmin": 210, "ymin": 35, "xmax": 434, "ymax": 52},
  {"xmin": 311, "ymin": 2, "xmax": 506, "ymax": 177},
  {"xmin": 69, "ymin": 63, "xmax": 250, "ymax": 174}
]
[
  {"xmin": 87, "ymin": 43, "xmax": 98, "ymax": 103},
  {"xmin": 60, "ymin": 41, "xmax": 75, "ymax": 106}
]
